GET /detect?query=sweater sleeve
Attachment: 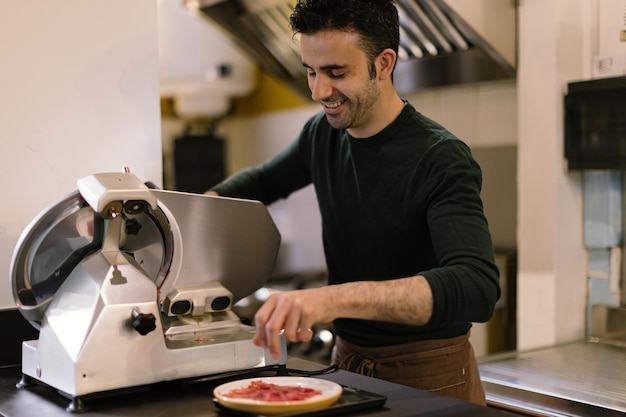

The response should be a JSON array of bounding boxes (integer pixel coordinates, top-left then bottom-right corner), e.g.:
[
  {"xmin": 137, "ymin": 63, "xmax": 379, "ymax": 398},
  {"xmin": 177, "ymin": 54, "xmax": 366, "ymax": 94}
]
[{"xmin": 419, "ymin": 140, "xmax": 501, "ymax": 327}]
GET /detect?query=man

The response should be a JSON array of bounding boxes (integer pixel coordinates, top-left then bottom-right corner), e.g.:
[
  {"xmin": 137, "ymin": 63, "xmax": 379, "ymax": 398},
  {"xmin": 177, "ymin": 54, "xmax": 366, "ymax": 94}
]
[{"xmin": 206, "ymin": 0, "xmax": 500, "ymax": 405}]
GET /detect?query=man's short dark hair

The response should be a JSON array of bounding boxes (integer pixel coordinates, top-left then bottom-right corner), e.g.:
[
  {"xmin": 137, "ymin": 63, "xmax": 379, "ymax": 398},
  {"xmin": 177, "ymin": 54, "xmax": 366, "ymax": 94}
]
[{"xmin": 290, "ymin": 0, "xmax": 400, "ymax": 77}]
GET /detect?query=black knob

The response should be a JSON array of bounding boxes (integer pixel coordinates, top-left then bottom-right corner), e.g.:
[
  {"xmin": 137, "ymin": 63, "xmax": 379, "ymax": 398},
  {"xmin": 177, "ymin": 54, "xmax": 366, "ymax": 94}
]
[
  {"xmin": 171, "ymin": 300, "xmax": 191, "ymax": 315},
  {"xmin": 211, "ymin": 296, "xmax": 231, "ymax": 311},
  {"xmin": 131, "ymin": 308, "xmax": 156, "ymax": 335},
  {"xmin": 125, "ymin": 218, "xmax": 142, "ymax": 235}
]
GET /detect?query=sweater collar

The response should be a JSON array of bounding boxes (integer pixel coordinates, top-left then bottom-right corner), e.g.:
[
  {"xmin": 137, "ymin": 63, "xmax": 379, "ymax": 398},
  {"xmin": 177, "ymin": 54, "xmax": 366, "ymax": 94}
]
[{"xmin": 346, "ymin": 100, "xmax": 412, "ymax": 147}]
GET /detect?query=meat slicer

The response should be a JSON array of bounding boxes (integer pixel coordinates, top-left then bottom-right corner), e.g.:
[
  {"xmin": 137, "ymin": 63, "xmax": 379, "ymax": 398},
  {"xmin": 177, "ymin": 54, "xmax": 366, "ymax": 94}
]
[{"xmin": 11, "ymin": 169, "xmax": 287, "ymax": 411}]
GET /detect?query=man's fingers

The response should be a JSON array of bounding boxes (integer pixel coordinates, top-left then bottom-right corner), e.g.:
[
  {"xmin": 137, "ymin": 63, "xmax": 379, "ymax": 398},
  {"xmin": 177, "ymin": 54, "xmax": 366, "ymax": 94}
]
[
  {"xmin": 253, "ymin": 297, "xmax": 276, "ymax": 349},
  {"xmin": 264, "ymin": 296, "xmax": 294, "ymax": 358},
  {"xmin": 252, "ymin": 291, "xmax": 319, "ymax": 359},
  {"xmin": 297, "ymin": 327, "xmax": 314, "ymax": 343}
]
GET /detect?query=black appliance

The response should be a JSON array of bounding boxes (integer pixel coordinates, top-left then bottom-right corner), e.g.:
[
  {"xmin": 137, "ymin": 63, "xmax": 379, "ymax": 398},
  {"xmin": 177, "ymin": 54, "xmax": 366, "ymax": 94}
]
[
  {"xmin": 174, "ymin": 133, "xmax": 225, "ymax": 193},
  {"xmin": 564, "ymin": 76, "xmax": 626, "ymax": 170}
]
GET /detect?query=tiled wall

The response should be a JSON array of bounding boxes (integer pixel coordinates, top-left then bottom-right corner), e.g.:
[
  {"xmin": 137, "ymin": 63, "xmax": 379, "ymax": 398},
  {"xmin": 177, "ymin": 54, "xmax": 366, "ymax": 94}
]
[{"xmin": 404, "ymin": 80, "xmax": 517, "ymax": 148}]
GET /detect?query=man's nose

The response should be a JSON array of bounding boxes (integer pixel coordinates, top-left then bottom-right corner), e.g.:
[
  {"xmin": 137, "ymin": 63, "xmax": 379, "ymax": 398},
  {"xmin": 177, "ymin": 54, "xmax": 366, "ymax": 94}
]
[{"xmin": 309, "ymin": 76, "xmax": 332, "ymax": 102}]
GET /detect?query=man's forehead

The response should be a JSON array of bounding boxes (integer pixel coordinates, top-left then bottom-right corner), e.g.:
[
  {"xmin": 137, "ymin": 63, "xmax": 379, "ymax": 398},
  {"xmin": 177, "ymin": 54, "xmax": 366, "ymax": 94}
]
[{"xmin": 299, "ymin": 31, "xmax": 365, "ymax": 67}]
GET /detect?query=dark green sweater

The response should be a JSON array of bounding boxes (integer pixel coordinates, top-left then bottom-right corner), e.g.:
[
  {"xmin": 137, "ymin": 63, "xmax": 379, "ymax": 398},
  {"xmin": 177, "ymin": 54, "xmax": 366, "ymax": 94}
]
[{"xmin": 212, "ymin": 103, "xmax": 500, "ymax": 346}]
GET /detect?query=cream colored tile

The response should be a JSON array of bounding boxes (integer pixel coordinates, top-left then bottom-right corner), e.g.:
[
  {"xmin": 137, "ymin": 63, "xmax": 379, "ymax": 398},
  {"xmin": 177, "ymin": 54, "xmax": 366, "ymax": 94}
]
[
  {"xmin": 434, "ymin": 85, "xmax": 479, "ymax": 144},
  {"xmin": 517, "ymin": 272, "xmax": 558, "ymax": 350},
  {"xmin": 477, "ymin": 81, "xmax": 518, "ymax": 147},
  {"xmin": 404, "ymin": 90, "xmax": 436, "ymax": 119}
]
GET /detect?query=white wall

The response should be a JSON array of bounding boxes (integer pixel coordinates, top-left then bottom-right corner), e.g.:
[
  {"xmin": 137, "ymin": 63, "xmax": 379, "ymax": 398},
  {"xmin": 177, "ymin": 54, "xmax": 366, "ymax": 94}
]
[
  {"xmin": 0, "ymin": 1, "xmax": 163, "ymax": 309},
  {"xmin": 516, "ymin": 0, "xmax": 604, "ymax": 350}
]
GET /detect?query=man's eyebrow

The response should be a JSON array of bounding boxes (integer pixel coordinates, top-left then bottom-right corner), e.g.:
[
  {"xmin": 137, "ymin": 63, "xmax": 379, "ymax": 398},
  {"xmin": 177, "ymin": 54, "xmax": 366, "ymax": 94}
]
[{"xmin": 302, "ymin": 62, "xmax": 347, "ymax": 71}]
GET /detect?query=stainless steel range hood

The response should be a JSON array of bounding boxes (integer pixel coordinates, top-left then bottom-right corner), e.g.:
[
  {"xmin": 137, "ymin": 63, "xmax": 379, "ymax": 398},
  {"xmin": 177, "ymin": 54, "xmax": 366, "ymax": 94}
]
[{"xmin": 185, "ymin": 0, "xmax": 516, "ymax": 99}]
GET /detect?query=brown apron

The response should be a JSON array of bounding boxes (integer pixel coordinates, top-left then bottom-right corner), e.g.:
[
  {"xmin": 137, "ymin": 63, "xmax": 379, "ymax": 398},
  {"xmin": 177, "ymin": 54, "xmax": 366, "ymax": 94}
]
[{"xmin": 331, "ymin": 331, "xmax": 486, "ymax": 406}]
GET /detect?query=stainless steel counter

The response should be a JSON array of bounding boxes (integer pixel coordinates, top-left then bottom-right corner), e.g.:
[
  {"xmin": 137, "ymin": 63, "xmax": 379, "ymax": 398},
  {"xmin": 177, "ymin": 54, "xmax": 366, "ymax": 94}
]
[{"xmin": 479, "ymin": 340, "xmax": 626, "ymax": 416}]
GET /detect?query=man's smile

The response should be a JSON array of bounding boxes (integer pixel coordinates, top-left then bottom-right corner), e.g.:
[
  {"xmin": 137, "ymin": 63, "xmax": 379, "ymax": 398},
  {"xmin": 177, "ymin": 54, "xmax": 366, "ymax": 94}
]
[{"xmin": 322, "ymin": 98, "xmax": 347, "ymax": 114}]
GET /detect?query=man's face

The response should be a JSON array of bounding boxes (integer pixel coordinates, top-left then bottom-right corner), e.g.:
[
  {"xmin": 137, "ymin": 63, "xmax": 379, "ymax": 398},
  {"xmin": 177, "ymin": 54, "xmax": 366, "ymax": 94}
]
[{"xmin": 300, "ymin": 30, "xmax": 380, "ymax": 136}]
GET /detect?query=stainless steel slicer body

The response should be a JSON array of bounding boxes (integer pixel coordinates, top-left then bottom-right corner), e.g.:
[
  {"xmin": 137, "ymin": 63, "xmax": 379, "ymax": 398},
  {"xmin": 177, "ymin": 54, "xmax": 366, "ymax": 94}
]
[{"xmin": 11, "ymin": 171, "xmax": 286, "ymax": 411}]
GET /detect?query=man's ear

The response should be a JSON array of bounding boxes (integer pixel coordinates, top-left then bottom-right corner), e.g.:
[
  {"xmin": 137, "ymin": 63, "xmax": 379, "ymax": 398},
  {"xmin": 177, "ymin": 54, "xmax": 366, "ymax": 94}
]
[{"xmin": 377, "ymin": 48, "xmax": 397, "ymax": 80}]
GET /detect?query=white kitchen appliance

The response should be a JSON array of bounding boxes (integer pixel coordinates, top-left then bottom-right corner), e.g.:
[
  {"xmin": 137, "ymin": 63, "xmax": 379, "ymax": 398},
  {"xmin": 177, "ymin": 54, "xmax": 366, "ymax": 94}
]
[{"xmin": 11, "ymin": 169, "xmax": 287, "ymax": 412}]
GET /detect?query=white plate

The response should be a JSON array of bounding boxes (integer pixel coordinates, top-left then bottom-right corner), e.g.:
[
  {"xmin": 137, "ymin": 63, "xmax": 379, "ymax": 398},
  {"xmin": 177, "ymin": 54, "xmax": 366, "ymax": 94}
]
[{"xmin": 213, "ymin": 376, "xmax": 343, "ymax": 414}]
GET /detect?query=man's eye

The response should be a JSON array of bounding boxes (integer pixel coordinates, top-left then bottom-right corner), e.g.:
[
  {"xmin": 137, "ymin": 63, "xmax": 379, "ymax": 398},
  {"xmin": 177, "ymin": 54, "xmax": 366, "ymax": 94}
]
[
  {"xmin": 329, "ymin": 72, "xmax": 345, "ymax": 79},
  {"xmin": 307, "ymin": 71, "xmax": 316, "ymax": 77}
]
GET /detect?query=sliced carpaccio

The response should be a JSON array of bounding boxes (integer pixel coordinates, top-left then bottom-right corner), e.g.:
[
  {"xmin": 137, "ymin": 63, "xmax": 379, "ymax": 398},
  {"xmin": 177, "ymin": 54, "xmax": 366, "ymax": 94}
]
[{"xmin": 223, "ymin": 380, "xmax": 323, "ymax": 402}]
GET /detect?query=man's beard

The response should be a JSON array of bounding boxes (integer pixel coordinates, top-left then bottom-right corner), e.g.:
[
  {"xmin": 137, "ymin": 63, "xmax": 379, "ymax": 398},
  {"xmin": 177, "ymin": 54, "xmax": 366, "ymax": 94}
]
[{"xmin": 325, "ymin": 80, "xmax": 379, "ymax": 133}]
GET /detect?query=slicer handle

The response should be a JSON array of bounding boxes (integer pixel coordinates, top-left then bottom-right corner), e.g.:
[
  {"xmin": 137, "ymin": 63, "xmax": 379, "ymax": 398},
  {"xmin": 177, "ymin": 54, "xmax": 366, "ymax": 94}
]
[{"xmin": 131, "ymin": 308, "xmax": 156, "ymax": 336}]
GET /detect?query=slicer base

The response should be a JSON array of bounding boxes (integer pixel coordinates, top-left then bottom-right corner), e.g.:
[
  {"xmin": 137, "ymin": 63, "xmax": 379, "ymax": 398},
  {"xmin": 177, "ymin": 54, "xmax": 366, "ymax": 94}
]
[
  {"xmin": 17, "ymin": 364, "xmax": 291, "ymax": 413},
  {"xmin": 15, "ymin": 373, "xmax": 36, "ymax": 389},
  {"xmin": 66, "ymin": 396, "xmax": 85, "ymax": 413},
  {"xmin": 19, "ymin": 331, "xmax": 287, "ymax": 413}
]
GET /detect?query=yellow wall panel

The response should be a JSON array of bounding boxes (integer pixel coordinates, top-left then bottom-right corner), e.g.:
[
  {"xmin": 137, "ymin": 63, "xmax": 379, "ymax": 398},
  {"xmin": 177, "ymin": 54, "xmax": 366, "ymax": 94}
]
[{"xmin": 231, "ymin": 70, "xmax": 310, "ymax": 117}]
